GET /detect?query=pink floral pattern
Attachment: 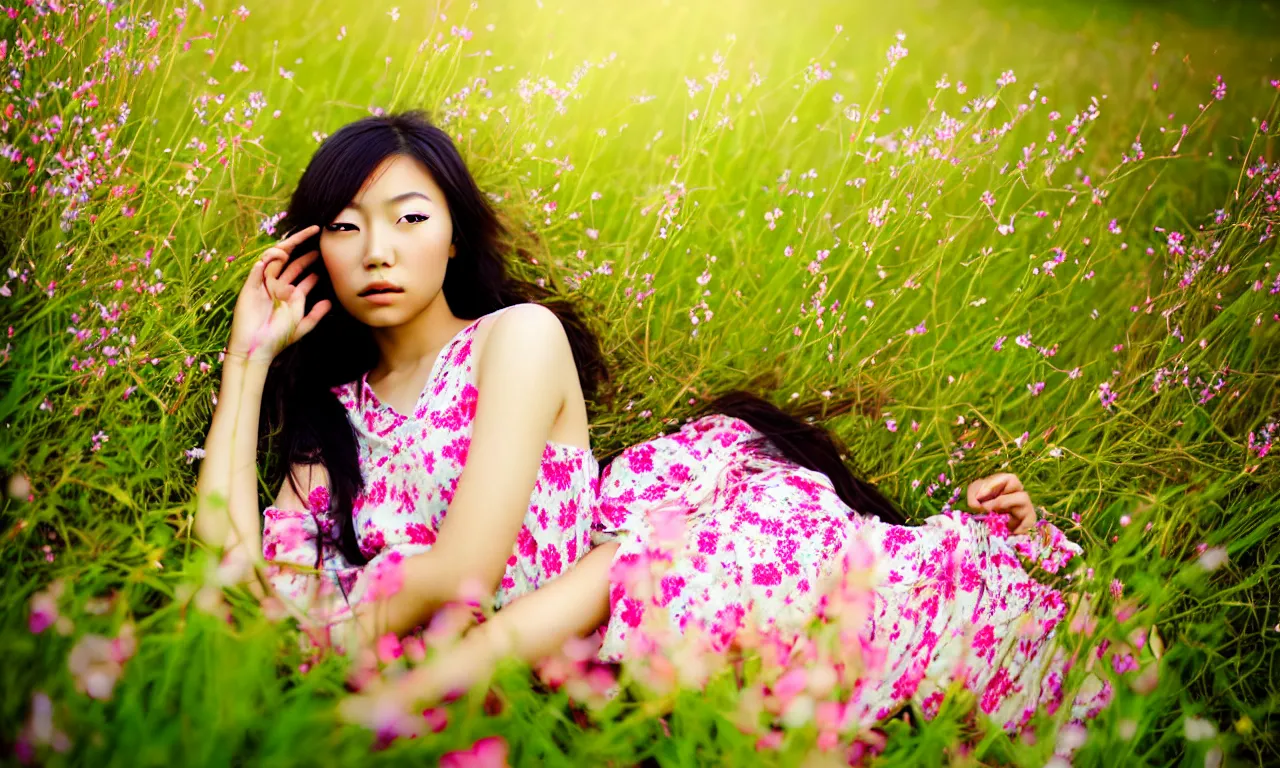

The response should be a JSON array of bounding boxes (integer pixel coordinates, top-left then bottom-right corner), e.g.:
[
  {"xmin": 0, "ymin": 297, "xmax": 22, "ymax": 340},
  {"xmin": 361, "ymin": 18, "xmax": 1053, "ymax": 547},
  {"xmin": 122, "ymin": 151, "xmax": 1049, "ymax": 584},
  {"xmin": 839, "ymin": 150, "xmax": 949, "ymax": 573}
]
[
  {"xmin": 261, "ymin": 305, "xmax": 598, "ymax": 615},
  {"xmin": 593, "ymin": 413, "xmax": 1110, "ymax": 732}
]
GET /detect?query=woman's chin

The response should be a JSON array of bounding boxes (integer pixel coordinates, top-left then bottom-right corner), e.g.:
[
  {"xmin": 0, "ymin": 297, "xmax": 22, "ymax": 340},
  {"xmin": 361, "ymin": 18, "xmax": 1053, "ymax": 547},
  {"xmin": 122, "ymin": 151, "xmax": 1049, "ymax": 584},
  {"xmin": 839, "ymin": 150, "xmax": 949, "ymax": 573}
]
[{"xmin": 348, "ymin": 304, "xmax": 415, "ymax": 328}]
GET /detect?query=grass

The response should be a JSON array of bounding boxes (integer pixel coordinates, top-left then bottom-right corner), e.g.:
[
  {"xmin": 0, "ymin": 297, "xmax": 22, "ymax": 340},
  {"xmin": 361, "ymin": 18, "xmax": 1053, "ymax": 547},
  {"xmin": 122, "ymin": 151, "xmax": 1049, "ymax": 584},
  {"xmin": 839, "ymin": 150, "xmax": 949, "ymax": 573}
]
[{"xmin": 1, "ymin": 0, "xmax": 1278, "ymax": 765}]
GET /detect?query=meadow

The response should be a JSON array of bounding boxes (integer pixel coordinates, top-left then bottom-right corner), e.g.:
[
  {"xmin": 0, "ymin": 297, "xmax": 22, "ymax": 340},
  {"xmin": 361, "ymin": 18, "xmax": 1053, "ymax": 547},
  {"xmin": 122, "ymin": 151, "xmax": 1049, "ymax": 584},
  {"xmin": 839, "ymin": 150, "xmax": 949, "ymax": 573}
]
[{"xmin": 1, "ymin": 0, "xmax": 1278, "ymax": 764}]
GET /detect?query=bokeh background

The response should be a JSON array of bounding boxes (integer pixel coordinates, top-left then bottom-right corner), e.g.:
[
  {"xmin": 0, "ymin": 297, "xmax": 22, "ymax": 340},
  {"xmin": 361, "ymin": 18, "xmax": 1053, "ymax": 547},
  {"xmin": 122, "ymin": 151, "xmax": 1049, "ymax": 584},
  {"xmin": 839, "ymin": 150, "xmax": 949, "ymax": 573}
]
[{"xmin": 1, "ymin": 0, "xmax": 1278, "ymax": 764}]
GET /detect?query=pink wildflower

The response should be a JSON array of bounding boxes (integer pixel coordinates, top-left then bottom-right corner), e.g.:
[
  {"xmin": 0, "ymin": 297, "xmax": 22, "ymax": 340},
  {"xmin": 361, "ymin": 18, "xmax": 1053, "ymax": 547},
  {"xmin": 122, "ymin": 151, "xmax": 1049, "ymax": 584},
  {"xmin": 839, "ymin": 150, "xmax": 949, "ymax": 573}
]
[
  {"xmin": 67, "ymin": 623, "xmax": 136, "ymax": 700},
  {"xmin": 440, "ymin": 735, "xmax": 509, "ymax": 768},
  {"xmin": 28, "ymin": 580, "xmax": 65, "ymax": 634}
]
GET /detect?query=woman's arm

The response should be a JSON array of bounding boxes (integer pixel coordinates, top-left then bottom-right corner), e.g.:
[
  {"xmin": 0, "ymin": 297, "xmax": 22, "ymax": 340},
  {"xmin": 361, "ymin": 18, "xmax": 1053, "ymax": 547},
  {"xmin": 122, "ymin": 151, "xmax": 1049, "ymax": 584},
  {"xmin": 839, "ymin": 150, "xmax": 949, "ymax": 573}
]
[
  {"xmin": 192, "ymin": 225, "xmax": 329, "ymax": 589},
  {"xmin": 341, "ymin": 541, "xmax": 617, "ymax": 722},
  {"xmin": 193, "ymin": 355, "xmax": 272, "ymax": 568},
  {"xmin": 339, "ymin": 304, "xmax": 579, "ymax": 643}
]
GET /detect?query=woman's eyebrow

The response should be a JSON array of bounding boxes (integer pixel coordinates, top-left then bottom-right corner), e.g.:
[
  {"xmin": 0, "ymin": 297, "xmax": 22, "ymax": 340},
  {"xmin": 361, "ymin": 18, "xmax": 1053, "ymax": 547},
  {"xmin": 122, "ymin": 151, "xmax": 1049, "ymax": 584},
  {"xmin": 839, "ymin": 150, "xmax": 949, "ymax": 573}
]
[
  {"xmin": 342, "ymin": 190, "xmax": 432, "ymax": 211},
  {"xmin": 385, "ymin": 191, "xmax": 432, "ymax": 205}
]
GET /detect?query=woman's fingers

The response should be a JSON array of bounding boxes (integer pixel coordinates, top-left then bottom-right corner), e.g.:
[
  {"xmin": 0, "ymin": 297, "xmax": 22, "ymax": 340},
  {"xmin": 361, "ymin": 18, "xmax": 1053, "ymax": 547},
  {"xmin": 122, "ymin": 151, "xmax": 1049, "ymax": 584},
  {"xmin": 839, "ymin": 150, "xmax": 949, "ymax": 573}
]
[
  {"xmin": 278, "ymin": 250, "xmax": 320, "ymax": 286},
  {"xmin": 981, "ymin": 489, "xmax": 1030, "ymax": 511},
  {"xmin": 981, "ymin": 473, "xmax": 1023, "ymax": 501},
  {"xmin": 981, "ymin": 490, "xmax": 1035, "ymax": 533},
  {"xmin": 257, "ymin": 226, "xmax": 319, "ymax": 277},
  {"xmin": 241, "ymin": 259, "xmax": 267, "ymax": 295},
  {"xmin": 294, "ymin": 271, "xmax": 320, "ymax": 297},
  {"xmin": 271, "ymin": 224, "xmax": 320, "ymax": 256},
  {"xmin": 967, "ymin": 472, "xmax": 1024, "ymax": 509},
  {"xmin": 262, "ymin": 255, "xmax": 287, "ymax": 299},
  {"xmin": 291, "ymin": 299, "xmax": 331, "ymax": 342}
]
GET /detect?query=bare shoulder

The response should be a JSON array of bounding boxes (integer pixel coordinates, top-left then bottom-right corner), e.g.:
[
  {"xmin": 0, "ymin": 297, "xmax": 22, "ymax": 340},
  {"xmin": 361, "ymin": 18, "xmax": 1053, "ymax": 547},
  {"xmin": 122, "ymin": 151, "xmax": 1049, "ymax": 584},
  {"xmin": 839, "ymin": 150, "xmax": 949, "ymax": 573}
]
[
  {"xmin": 479, "ymin": 303, "xmax": 574, "ymax": 369},
  {"xmin": 491, "ymin": 302, "xmax": 569, "ymax": 341},
  {"xmin": 474, "ymin": 303, "xmax": 591, "ymax": 450}
]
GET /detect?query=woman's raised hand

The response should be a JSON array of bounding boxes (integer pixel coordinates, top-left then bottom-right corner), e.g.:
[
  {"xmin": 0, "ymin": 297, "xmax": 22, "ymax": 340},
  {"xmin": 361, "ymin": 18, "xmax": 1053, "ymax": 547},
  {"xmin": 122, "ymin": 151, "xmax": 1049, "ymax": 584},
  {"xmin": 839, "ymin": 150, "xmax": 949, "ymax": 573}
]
[
  {"xmin": 966, "ymin": 472, "xmax": 1038, "ymax": 535},
  {"xmin": 227, "ymin": 224, "xmax": 331, "ymax": 363}
]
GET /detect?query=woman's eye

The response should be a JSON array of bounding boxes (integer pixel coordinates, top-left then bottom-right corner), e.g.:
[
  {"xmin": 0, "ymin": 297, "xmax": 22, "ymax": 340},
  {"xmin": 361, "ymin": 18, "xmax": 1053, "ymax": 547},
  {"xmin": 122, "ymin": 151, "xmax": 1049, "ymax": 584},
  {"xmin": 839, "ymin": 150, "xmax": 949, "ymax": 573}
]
[
  {"xmin": 324, "ymin": 222, "xmax": 357, "ymax": 232},
  {"xmin": 400, "ymin": 213, "xmax": 429, "ymax": 224}
]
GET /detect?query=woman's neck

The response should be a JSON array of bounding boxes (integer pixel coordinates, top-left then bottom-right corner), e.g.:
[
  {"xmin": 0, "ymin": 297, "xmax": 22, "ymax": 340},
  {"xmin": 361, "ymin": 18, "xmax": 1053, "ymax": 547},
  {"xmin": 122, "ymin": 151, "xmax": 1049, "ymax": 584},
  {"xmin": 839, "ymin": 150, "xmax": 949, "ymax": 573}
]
[{"xmin": 368, "ymin": 298, "xmax": 470, "ymax": 380}]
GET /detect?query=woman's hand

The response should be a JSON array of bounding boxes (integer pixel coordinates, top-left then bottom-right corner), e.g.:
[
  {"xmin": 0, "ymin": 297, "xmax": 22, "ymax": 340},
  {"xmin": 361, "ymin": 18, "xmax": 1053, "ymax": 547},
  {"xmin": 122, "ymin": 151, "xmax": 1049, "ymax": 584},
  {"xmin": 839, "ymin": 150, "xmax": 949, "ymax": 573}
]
[
  {"xmin": 966, "ymin": 472, "xmax": 1038, "ymax": 535},
  {"xmin": 227, "ymin": 224, "xmax": 330, "ymax": 363}
]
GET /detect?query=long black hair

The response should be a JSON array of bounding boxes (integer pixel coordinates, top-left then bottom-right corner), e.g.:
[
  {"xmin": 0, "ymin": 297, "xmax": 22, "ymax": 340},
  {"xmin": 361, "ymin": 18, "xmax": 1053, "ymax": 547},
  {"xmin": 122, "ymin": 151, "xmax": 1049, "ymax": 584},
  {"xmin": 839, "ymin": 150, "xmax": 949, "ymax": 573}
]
[
  {"xmin": 260, "ymin": 110, "xmax": 904, "ymax": 567},
  {"xmin": 684, "ymin": 391, "xmax": 906, "ymax": 525}
]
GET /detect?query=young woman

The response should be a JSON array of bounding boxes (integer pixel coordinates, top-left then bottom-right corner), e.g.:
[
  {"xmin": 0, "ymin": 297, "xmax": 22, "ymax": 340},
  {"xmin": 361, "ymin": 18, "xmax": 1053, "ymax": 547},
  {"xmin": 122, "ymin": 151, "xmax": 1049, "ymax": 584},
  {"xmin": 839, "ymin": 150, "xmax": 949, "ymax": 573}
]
[{"xmin": 193, "ymin": 110, "xmax": 1105, "ymax": 745}]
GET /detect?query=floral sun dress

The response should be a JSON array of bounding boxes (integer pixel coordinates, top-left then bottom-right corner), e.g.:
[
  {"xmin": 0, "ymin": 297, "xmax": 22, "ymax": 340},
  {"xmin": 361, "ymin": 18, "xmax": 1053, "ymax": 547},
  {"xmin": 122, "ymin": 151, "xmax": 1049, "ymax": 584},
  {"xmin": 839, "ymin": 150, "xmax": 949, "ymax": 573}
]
[
  {"xmin": 261, "ymin": 304, "xmax": 599, "ymax": 619},
  {"xmin": 592, "ymin": 413, "xmax": 1111, "ymax": 734}
]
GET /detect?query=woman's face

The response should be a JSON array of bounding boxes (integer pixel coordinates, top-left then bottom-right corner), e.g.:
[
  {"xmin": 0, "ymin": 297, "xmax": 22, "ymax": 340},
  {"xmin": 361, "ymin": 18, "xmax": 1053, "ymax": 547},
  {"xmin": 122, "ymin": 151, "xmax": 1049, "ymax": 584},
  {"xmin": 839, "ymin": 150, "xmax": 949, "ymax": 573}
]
[{"xmin": 319, "ymin": 154, "xmax": 455, "ymax": 327}]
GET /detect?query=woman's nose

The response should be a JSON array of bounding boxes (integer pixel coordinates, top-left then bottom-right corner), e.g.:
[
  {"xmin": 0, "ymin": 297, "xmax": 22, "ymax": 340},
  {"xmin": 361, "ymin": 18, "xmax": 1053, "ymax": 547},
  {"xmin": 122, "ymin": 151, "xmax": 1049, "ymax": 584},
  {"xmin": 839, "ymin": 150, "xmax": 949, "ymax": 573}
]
[{"xmin": 362, "ymin": 223, "xmax": 396, "ymax": 268}]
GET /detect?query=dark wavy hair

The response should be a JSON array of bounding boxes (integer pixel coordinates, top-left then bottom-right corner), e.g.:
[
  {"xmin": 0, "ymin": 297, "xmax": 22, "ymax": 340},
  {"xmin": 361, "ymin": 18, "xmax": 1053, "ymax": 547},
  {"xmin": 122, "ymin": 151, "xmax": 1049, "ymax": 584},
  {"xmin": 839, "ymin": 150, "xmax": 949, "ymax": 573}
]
[{"xmin": 261, "ymin": 110, "xmax": 904, "ymax": 567}]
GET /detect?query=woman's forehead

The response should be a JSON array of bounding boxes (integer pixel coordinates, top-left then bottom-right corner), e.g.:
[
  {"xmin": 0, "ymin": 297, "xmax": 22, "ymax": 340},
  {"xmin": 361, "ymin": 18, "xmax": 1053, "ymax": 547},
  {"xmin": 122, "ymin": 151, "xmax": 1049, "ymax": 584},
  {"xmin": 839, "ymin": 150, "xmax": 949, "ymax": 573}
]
[{"xmin": 347, "ymin": 155, "xmax": 443, "ymax": 207}]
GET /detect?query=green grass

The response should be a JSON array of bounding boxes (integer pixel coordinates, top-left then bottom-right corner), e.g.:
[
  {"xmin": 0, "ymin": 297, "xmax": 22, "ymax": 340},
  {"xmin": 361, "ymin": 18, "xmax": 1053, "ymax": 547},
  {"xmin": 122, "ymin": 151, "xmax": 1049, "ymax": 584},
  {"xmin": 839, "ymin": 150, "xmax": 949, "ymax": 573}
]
[{"xmin": 1, "ymin": 0, "xmax": 1278, "ymax": 764}]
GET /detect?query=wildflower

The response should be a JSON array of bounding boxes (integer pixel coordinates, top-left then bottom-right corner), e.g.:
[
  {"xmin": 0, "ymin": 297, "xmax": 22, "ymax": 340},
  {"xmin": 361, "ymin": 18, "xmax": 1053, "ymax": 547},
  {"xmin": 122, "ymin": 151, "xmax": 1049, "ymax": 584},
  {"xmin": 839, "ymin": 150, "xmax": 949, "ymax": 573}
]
[
  {"xmin": 885, "ymin": 41, "xmax": 908, "ymax": 65},
  {"xmin": 1197, "ymin": 546, "xmax": 1228, "ymax": 571},
  {"xmin": 441, "ymin": 735, "xmax": 509, "ymax": 768},
  {"xmin": 184, "ymin": 447, "xmax": 206, "ymax": 464},
  {"xmin": 259, "ymin": 211, "xmax": 286, "ymax": 235},
  {"xmin": 361, "ymin": 551, "xmax": 406, "ymax": 601},
  {"xmin": 15, "ymin": 692, "xmax": 71, "ymax": 759},
  {"xmin": 1112, "ymin": 653, "xmax": 1138, "ymax": 674},
  {"xmin": 374, "ymin": 633, "xmax": 403, "ymax": 664},
  {"xmin": 29, "ymin": 580, "xmax": 65, "ymax": 634},
  {"xmin": 1211, "ymin": 75, "xmax": 1226, "ymax": 101},
  {"xmin": 1098, "ymin": 382, "xmax": 1118, "ymax": 411},
  {"xmin": 7, "ymin": 473, "xmax": 30, "ymax": 500},
  {"xmin": 67, "ymin": 623, "xmax": 137, "ymax": 700},
  {"xmin": 1129, "ymin": 661, "xmax": 1160, "ymax": 695},
  {"xmin": 1184, "ymin": 716, "xmax": 1217, "ymax": 741}
]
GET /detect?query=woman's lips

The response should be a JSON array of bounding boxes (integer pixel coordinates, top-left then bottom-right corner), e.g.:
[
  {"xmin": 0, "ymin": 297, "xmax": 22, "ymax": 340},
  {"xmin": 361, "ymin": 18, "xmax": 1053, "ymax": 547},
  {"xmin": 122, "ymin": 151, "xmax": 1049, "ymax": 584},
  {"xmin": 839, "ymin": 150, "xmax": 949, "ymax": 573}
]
[{"xmin": 361, "ymin": 289, "xmax": 402, "ymax": 305}]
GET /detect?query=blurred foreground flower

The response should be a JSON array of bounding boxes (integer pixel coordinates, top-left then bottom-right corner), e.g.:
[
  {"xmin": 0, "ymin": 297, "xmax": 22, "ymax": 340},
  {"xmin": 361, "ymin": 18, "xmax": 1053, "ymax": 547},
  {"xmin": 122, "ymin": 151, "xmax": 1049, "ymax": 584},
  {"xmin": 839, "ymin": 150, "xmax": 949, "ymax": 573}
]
[
  {"xmin": 7, "ymin": 472, "xmax": 31, "ymax": 501},
  {"xmin": 1184, "ymin": 715, "xmax": 1218, "ymax": 741},
  {"xmin": 441, "ymin": 735, "xmax": 509, "ymax": 768},
  {"xmin": 28, "ymin": 579, "xmax": 69, "ymax": 634},
  {"xmin": 1197, "ymin": 546, "xmax": 1228, "ymax": 571},
  {"xmin": 14, "ymin": 692, "xmax": 71, "ymax": 763},
  {"xmin": 67, "ymin": 622, "xmax": 137, "ymax": 700}
]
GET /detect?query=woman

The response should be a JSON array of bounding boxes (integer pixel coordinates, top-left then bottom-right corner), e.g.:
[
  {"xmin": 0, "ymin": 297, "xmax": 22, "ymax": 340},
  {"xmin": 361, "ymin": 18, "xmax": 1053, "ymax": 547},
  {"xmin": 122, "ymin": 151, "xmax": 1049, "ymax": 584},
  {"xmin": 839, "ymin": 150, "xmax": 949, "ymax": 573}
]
[
  {"xmin": 192, "ymin": 111, "xmax": 894, "ymax": 659},
  {"xmin": 194, "ymin": 110, "xmax": 1104, "ymax": 745}
]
